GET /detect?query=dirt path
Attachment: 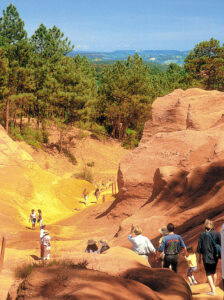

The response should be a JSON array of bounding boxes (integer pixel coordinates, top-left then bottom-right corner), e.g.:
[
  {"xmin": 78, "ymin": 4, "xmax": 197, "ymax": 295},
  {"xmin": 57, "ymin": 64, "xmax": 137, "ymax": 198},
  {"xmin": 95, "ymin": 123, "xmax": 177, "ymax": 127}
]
[{"xmin": 191, "ymin": 283, "xmax": 223, "ymax": 299}]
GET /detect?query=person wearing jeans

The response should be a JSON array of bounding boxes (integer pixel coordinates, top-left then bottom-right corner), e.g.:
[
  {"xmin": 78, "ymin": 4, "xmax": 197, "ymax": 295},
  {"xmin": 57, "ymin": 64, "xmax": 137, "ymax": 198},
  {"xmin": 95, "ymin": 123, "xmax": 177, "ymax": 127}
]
[{"xmin": 156, "ymin": 223, "xmax": 187, "ymax": 272}]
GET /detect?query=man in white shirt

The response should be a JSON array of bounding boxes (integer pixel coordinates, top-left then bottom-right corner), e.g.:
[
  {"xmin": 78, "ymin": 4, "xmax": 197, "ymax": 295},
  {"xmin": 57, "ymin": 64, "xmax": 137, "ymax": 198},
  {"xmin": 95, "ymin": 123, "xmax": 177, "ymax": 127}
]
[{"xmin": 128, "ymin": 224, "xmax": 156, "ymax": 261}]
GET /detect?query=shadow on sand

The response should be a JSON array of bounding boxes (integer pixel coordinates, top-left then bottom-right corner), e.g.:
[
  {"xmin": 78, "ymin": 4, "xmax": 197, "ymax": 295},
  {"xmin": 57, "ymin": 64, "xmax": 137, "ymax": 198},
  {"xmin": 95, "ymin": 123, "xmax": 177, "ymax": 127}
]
[{"xmin": 30, "ymin": 255, "xmax": 40, "ymax": 261}]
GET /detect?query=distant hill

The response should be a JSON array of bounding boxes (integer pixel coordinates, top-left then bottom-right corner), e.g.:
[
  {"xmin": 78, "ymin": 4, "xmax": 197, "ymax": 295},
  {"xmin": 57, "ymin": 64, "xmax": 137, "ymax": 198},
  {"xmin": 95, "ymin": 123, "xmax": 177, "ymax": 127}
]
[{"xmin": 70, "ymin": 49, "xmax": 190, "ymax": 65}]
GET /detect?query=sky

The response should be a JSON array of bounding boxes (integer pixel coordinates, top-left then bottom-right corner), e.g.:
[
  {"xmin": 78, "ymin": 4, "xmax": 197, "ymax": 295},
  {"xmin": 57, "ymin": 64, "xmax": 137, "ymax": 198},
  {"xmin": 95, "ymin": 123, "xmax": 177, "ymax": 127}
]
[{"xmin": 0, "ymin": 0, "xmax": 223, "ymax": 52}]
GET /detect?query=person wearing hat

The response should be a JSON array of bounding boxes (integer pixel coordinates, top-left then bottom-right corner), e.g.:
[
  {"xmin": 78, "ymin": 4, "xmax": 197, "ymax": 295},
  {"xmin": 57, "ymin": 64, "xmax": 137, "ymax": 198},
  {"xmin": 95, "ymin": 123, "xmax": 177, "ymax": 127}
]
[
  {"xmin": 158, "ymin": 225, "xmax": 168, "ymax": 267},
  {"xmin": 85, "ymin": 239, "xmax": 98, "ymax": 253},
  {"xmin": 98, "ymin": 239, "xmax": 110, "ymax": 254},
  {"xmin": 40, "ymin": 224, "xmax": 46, "ymax": 259},
  {"xmin": 42, "ymin": 230, "xmax": 51, "ymax": 260},
  {"xmin": 128, "ymin": 224, "xmax": 156, "ymax": 261}
]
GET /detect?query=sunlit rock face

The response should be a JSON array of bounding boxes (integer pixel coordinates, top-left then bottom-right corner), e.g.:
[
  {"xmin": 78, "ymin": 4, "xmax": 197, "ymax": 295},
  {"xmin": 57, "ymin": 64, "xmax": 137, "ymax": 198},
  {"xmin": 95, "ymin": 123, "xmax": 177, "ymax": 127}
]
[
  {"xmin": 115, "ymin": 88, "xmax": 224, "ymax": 215},
  {"xmin": 0, "ymin": 124, "xmax": 94, "ymax": 234}
]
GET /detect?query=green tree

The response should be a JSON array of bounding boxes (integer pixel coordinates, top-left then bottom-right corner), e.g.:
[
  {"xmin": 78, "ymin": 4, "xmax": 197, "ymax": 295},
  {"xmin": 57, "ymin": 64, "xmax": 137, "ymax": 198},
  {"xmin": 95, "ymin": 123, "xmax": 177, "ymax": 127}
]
[
  {"xmin": 184, "ymin": 38, "xmax": 224, "ymax": 90},
  {"xmin": 98, "ymin": 54, "xmax": 153, "ymax": 140}
]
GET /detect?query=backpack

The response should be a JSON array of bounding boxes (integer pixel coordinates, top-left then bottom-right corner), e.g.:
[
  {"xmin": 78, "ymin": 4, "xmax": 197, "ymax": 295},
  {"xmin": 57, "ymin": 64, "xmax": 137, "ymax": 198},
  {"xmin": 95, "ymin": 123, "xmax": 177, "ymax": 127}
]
[{"xmin": 208, "ymin": 233, "xmax": 221, "ymax": 259}]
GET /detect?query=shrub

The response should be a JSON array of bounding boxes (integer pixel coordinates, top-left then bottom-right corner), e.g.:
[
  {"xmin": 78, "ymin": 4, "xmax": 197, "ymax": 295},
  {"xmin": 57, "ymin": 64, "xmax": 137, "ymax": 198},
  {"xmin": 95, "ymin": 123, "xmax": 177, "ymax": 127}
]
[
  {"xmin": 87, "ymin": 161, "xmax": 94, "ymax": 167},
  {"xmin": 122, "ymin": 128, "xmax": 139, "ymax": 149},
  {"xmin": 14, "ymin": 259, "xmax": 88, "ymax": 279},
  {"xmin": 90, "ymin": 123, "xmax": 107, "ymax": 141},
  {"xmin": 62, "ymin": 148, "xmax": 77, "ymax": 165},
  {"xmin": 76, "ymin": 166, "xmax": 93, "ymax": 183},
  {"xmin": 8, "ymin": 125, "xmax": 23, "ymax": 141},
  {"xmin": 15, "ymin": 262, "xmax": 40, "ymax": 279},
  {"xmin": 77, "ymin": 128, "xmax": 89, "ymax": 140},
  {"xmin": 22, "ymin": 125, "xmax": 44, "ymax": 149}
]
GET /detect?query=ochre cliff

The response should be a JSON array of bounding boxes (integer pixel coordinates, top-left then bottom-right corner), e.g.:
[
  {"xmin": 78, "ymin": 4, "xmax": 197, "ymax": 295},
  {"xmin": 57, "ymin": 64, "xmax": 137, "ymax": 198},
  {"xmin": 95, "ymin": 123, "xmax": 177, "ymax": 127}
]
[{"xmin": 114, "ymin": 88, "xmax": 224, "ymax": 215}]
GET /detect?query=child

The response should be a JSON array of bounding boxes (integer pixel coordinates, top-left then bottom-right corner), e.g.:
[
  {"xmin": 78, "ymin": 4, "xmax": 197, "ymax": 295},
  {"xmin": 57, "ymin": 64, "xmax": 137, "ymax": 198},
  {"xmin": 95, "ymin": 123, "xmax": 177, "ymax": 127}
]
[
  {"xmin": 185, "ymin": 246, "xmax": 198, "ymax": 285},
  {"xmin": 37, "ymin": 209, "xmax": 43, "ymax": 227},
  {"xmin": 29, "ymin": 209, "xmax": 37, "ymax": 230}
]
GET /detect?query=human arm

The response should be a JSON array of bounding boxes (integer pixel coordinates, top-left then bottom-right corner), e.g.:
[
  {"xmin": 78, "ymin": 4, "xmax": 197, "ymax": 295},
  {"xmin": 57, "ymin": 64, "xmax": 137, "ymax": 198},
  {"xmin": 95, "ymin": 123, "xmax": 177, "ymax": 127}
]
[
  {"xmin": 128, "ymin": 224, "xmax": 135, "ymax": 243},
  {"xmin": 155, "ymin": 238, "xmax": 165, "ymax": 260},
  {"xmin": 146, "ymin": 238, "xmax": 156, "ymax": 254},
  {"xmin": 179, "ymin": 236, "xmax": 187, "ymax": 255}
]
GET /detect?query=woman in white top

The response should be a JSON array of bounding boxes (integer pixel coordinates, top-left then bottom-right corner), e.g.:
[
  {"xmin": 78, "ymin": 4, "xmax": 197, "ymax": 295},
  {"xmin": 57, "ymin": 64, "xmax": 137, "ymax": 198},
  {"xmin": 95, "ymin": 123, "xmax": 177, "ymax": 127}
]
[{"xmin": 29, "ymin": 209, "xmax": 37, "ymax": 230}]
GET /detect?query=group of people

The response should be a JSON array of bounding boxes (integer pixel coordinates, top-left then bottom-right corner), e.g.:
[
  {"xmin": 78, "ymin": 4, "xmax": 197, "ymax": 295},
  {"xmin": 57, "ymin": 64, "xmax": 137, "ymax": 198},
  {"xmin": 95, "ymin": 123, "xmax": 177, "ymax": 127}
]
[
  {"xmin": 29, "ymin": 209, "xmax": 43, "ymax": 229},
  {"xmin": 28, "ymin": 206, "xmax": 221, "ymax": 296},
  {"xmin": 82, "ymin": 188, "xmax": 101, "ymax": 205},
  {"xmin": 29, "ymin": 209, "xmax": 51, "ymax": 260},
  {"xmin": 85, "ymin": 239, "xmax": 110, "ymax": 254},
  {"xmin": 128, "ymin": 219, "xmax": 221, "ymax": 296}
]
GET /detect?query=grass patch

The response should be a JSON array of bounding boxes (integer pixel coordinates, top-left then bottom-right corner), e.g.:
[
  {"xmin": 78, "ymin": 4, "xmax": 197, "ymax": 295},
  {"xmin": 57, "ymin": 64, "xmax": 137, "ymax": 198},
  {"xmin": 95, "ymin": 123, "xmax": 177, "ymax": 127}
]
[
  {"xmin": 15, "ymin": 262, "xmax": 40, "ymax": 279},
  {"xmin": 87, "ymin": 161, "xmax": 95, "ymax": 167},
  {"xmin": 14, "ymin": 259, "xmax": 88, "ymax": 279},
  {"xmin": 77, "ymin": 128, "xmax": 89, "ymax": 140},
  {"xmin": 62, "ymin": 148, "xmax": 77, "ymax": 165},
  {"xmin": 76, "ymin": 166, "xmax": 93, "ymax": 183},
  {"xmin": 9, "ymin": 124, "xmax": 49, "ymax": 149}
]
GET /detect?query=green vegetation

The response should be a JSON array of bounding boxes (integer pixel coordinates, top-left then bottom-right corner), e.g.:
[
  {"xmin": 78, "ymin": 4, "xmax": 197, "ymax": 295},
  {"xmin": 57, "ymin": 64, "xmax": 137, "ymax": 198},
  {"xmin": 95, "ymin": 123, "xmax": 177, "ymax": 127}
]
[
  {"xmin": 0, "ymin": 4, "xmax": 223, "ymax": 149},
  {"xmin": 87, "ymin": 161, "xmax": 95, "ymax": 167},
  {"xmin": 15, "ymin": 259, "xmax": 88, "ymax": 279},
  {"xmin": 9, "ymin": 124, "xmax": 46, "ymax": 149},
  {"xmin": 76, "ymin": 166, "xmax": 93, "ymax": 183},
  {"xmin": 62, "ymin": 148, "xmax": 77, "ymax": 165}
]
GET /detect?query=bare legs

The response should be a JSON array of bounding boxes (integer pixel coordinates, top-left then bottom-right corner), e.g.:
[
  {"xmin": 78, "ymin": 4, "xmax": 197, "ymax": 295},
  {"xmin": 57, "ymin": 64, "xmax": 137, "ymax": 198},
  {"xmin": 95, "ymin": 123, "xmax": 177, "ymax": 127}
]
[{"xmin": 207, "ymin": 274, "xmax": 216, "ymax": 294}]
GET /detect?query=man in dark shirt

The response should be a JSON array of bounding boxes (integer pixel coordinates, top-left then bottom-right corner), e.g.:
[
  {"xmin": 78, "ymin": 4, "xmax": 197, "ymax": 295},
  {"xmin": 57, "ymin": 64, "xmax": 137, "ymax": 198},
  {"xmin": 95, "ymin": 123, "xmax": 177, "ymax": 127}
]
[
  {"xmin": 197, "ymin": 219, "xmax": 221, "ymax": 296},
  {"xmin": 156, "ymin": 223, "xmax": 187, "ymax": 272}
]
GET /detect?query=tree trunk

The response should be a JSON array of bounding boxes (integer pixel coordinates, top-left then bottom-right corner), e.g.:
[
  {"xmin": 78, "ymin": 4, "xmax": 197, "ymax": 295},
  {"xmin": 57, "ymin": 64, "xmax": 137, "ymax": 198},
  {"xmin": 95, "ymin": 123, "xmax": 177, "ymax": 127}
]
[
  {"xmin": 28, "ymin": 105, "xmax": 31, "ymax": 124},
  {"xmin": 20, "ymin": 113, "xmax": 23, "ymax": 134},
  {"xmin": 59, "ymin": 130, "xmax": 63, "ymax": 153},
  {"xmin": 13, "ymin": 109, "xmax": 17, "ymax": 127},
  {"xmin": 5, "ymin": 98, "xmax": 10, "ymax": 133}
]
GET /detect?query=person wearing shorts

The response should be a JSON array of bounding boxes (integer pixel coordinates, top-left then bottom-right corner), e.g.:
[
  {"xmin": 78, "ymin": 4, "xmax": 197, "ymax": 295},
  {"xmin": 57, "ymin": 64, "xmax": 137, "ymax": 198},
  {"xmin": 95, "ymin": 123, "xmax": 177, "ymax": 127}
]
[
  {"xmin": 29, "ymin": 209, "xmax": 37, "ymax": 230},
  {"xmin": 185, "ymin": 246, "xmax": 198, "ymax": 285},
  {"xmin": 197, "ymin": 219, "xmax": 221, "ymax": 296}
]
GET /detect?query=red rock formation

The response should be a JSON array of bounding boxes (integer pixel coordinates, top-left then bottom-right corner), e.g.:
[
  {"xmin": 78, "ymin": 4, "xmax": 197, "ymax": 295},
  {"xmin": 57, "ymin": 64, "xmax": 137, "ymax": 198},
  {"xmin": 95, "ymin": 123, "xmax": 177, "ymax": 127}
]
[
  {"xmin": 114, "ymin": 88, "xmax": 224, "ymax": 216},
  {"xmin": 7, "ymin": 259, "xmax": 192, "ymax": 300}
]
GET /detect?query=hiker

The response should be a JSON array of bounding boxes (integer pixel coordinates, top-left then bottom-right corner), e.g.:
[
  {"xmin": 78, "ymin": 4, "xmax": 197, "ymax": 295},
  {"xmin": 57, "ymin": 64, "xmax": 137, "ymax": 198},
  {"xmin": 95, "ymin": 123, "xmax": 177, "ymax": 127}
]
[
  {"xmin": 156, "ymin": 223, "xmax": 187, "ymax": 272},
  {"xmin": 94, "ymin": 188, "xmax": 100, "ymax": 202},
  {"xmin": 37, "ymin": 209, "xmax": 43, "ymax": 227},
  {"xmin": 29, "ymin": 209, "xmax": 37, "ymax": 230},
  {"xmin": 85, "ymin": 239, "xmax": 98, "ymax": 253},
  {"xmin": 42, "ymin": 230, "xmax": 51, "ymax": 260},
  {"xmin": 98, "ymin": 239, "xmax": 110, "ymax": 253},
  {"xmin": 82, "ymin": 188, "xmax": 89, "ymax": 205},
  {"xmin": 197, "ymin": 219, "xmax": 221, "ymax": 296},
  {"xmin": 40, "ymin": 224, "xmax": 46, "ymax": 259},
  {"xmin": 185, "ymin": 246, "xmax": 198, "ymax": 286},
  {"xmin": 158, "ymin": 225, "xmax": 168, "ymax": 267},
  {"xmin": 128, "ymin": 224, "xmax": 156, "ymax": 261}
]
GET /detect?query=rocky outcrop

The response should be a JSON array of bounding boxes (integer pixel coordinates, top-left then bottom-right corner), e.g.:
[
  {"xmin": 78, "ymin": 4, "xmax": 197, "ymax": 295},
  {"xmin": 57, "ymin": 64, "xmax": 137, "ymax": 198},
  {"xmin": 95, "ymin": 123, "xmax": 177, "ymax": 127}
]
[
  {"xmin": 7, "ymin": 252, "xmax": 192, "ymax": 300},
  {"xmin": 114, "ymin": 89, "xmax": 224, "ymax": 215}
]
